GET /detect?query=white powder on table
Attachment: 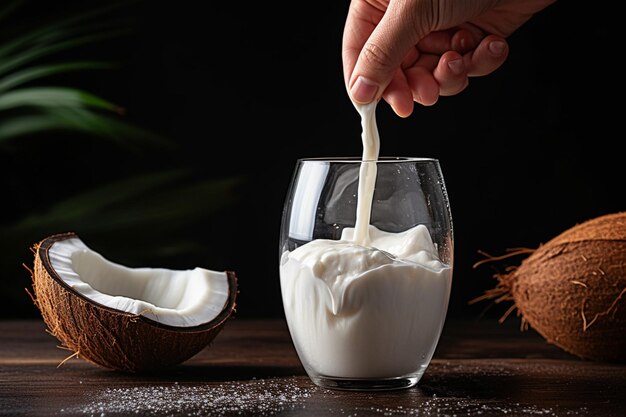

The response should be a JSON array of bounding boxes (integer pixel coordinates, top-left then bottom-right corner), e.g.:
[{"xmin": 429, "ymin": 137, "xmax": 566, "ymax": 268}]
[
  {"xmin": 62, "ymin": 377, "xmax": 314, "ymax": 417},
  {"xmin": 60, "ymin": 374, "xmax": 589, "ymax": 417}
]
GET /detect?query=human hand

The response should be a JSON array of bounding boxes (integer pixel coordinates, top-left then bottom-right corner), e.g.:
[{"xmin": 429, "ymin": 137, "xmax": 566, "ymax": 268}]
[{"xmin": 342, "ymin": 0, "xmax": 557, "ymax": 117}]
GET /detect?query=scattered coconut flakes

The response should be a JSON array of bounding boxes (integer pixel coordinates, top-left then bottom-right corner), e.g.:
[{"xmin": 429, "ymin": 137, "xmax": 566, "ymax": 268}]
[
  {"xmin": 61, "ymin": 376, "xmax": 588, "ymax": 417},
  {"xmin": 63, "ymin": 377, "xmax": 314, "ymax": 417},
  {"xmin": 339, "ymin": 398, "xmax": 587, "ymax": 416}
]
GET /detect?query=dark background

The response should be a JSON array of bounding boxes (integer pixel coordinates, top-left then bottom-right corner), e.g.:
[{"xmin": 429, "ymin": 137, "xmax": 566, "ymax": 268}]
[{"xmin": 1, "ymin": 1, "xmax": 623, "ymax": 321}]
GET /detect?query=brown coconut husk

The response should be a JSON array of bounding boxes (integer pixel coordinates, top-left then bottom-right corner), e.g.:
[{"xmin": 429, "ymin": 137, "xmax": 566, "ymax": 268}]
[
  {"xmin": 470, "ymin": 212, "xmax": 626, "ymax": 362},
  {"xmin": 29, "ymin": 232, "xmax": 238, "ymax": 373}
]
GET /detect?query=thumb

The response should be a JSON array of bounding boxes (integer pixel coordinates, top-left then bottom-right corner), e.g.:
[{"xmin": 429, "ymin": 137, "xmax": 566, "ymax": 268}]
[{"xmin": 348, "ymin": 0, "xmax": 429, "ymax": 104}]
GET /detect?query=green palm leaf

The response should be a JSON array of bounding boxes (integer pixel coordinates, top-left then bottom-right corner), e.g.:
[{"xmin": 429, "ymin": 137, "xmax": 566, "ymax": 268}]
[
  {"xmin": 0, "ymin": 107, "xmax": 172, "ymax": 149},
  {"xmin": 0, "ymin": 87, "xmax": 120, "ymax": 112},
  {"xmin": 0, "ymin": 0, "xmax": 167, "ymax": 148},
  {"xmin": 0, "ymin": 114, "xmax": 65, "ymax": 140},
  {"xmin": 0, "ymin": 28, "xmax": 131, "ymax": 77},
  {"xmin": 0, "ymin": 2, "xmax": 130, "ymax": 58},
  {"xmin": 0, "ymin": 62, "xmax": 115, "ymax": 93}
]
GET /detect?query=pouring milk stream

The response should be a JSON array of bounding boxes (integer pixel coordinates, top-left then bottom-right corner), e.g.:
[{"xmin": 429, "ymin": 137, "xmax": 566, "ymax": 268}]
[
  {"xmin": 353, "ymin": 101, "xmax": 379, "ymax": 245},
  {"xmin": 280, "ymin": 101, "xmax": 452, "ymax": 379}
]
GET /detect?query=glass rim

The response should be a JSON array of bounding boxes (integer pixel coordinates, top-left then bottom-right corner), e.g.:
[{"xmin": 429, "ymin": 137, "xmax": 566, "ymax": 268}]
[{"xmin": 295, "ymin": 156, "xmax": 439, "ymax": 164}]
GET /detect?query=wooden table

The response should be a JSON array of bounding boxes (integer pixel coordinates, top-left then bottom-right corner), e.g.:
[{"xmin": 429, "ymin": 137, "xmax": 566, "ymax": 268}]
[{"xmin": 1, "ymin": 317, "xmax": 624, "ymax": 416}]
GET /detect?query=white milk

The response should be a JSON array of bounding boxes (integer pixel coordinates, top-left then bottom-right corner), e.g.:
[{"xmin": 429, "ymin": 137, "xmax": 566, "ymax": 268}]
[
  {"xmin": 280, "ymin": 102, "xmax": 452, "ymax": 379},
  {"xmin": 280, "ymin": 225, "xmax": 451, "ymax": 378},
  {"xmin": 353, "ymin": 101, "xmax": 379, "ymax": 245}
]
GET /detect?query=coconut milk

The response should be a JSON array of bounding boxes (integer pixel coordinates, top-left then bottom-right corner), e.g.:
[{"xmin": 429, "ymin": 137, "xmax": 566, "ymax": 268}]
[{"xmin": 279, "ymin": 102, "xmax": 451, "ymax": 379}]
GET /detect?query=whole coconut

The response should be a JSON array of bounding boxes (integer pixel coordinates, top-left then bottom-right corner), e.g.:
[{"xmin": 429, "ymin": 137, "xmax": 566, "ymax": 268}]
[{"xmin": 472, "ymin": 212, "xmax": 626, "ymax": 362}]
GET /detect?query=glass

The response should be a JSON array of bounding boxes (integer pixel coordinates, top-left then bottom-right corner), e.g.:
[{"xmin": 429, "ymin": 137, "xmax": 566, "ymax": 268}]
[{"xmin": 279, "ymin": 157, "xmax": 453, "ymax": 391}]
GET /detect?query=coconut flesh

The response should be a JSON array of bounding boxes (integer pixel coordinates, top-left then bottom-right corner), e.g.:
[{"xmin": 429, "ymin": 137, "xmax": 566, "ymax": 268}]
[
  {"xmin": 31, "ymin": 232, "xmax": 238, "ymax": 372},
  {"xmin": 472, "ymin": 212, "xmax": 626, "ymax": 362}
]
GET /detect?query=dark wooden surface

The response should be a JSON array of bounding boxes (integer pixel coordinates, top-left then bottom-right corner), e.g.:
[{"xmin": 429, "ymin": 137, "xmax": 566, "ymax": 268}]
[{"xmin": 1, "ymin": 317, "xmax": 624, "ymax": 416}]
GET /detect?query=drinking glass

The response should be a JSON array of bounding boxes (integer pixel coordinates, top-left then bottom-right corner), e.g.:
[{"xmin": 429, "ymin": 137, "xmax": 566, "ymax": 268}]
[{"xmin": 279, "ymin": 157, "xmax": 453, "ymax": 391}]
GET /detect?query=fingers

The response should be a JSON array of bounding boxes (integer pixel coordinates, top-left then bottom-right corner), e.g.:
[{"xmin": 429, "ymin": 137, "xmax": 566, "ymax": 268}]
[
  {"xmin": 341, "ymin": 1, "xmax": 381, "ymax": 92},
  {"xmin": 434, "ymin": 51, "xmax": 469, "ymax": 96},
  {"xmin": 358, "ymin": 27, "xmax": 508, "ymax": 114},
  {"xmin": 382, "ymin": 70, "xmax": 415, "ymax": 118},
  {"xmin": 452, "ymin": 23, "xmax": 490, "ymax": 52},
  {"xmin": 345, "ymin": 1, "xmax": 430, "ymax": 105},
  {"xmin": 405, "ymin": 64, "xmax": 439, "ymax": 107},
  {"xmin": 464, "ymin": 35, "xmax": 509, "ymax": 77},
  {"xmin": 400, "ymin": 34, "xmax": 508, "ymax": 108},
  {"xmin": 349, "ymin": 34, "xmax": 417, "ymax": 105},
  {"xmin": 418, "ymin": 28, "xmax": 478, "ymax": 55},
  {"xmin": 383, "ymin": 51, "xmax": 464, "ymax": 114}
]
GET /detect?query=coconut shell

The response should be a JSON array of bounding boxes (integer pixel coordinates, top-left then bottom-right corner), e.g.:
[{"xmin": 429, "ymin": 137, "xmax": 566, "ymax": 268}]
[
  {"xmin": 31, "ymin": 232, "xmax": 238, "ymax": 373},
  {"xmin": 478, "ymin": 212, "xmax": 626, "ymax": 362}
]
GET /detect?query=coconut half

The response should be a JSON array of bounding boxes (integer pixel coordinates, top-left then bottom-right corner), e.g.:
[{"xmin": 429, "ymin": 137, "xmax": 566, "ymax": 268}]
[{"xmin": 31, "ymin": 232, "xmax": 238, "ymax": 373}]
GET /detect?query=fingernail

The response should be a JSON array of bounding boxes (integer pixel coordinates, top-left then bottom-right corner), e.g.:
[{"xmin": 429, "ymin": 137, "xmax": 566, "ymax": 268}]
[
  {"xmin": 489, "ymin": 41, "xmax": 506, "ymax": 56},
  {"xmin": 350, "ymin": 76, "xmax": 378, "ymax": 103},
  {"xmin": 447, "ymin": 58, "xmax": 464, "ymax": 75}
]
